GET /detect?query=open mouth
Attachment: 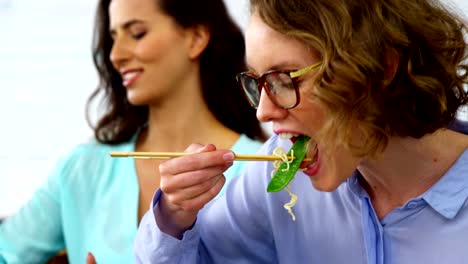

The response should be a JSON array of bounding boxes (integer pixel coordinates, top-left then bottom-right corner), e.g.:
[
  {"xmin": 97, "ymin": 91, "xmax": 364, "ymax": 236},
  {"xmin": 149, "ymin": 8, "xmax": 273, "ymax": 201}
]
[
  {"xmin": 279, "ymin": 133, "xmax": 319, "ymax": 171},
  {"xmin": 299, "ymin": 144, "xmax": 319, "ymax": 171}
]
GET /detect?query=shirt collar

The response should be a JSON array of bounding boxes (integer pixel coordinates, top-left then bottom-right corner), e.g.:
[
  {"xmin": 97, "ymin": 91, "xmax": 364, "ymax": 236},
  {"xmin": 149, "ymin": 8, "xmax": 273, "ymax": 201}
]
[
  {"xmin": 347, "ymin": 149, "xmax": 468, "ymax": 219},
  {"xmin": 421, "ymin": 149, "xmax": 468, "ymax": 219},
  {"xmin": 347, "ymin": 170, "xmax": 367, "ymax": 198}
]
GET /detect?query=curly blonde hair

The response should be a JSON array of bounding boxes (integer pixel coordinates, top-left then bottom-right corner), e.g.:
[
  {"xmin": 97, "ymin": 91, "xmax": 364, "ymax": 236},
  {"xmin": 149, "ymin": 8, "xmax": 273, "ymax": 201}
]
[{"xmin": 250, "ymin": 0, "xmax": 468, "ymax": 156}]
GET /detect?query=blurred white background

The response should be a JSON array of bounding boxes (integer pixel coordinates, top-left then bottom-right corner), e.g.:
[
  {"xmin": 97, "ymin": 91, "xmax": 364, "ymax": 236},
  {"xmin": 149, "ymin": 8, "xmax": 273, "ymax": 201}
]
[
  {"xmin": 0, "ymin": 0, "xmax": 98, "ymax": 218},
  {"xmin": 0, "ymin": 0, "xmax": 467, "ymax": 218}
]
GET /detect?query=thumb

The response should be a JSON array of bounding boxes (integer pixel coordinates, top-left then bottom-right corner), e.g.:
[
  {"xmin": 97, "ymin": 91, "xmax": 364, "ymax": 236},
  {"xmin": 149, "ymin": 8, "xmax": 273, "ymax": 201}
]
[{"xmin": 86, "ymin": 252, "xmax": 96, "ymax": 264}]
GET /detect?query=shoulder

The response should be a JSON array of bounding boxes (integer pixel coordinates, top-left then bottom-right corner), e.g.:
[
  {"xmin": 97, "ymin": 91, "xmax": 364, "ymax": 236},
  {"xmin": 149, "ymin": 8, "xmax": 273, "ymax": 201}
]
[
  {"xmin": 230, "ymin": 134, "xmax": 266, "ymax": 154},
  {"xmin": 61, "ymin": 139, "xmax": 131, "ymax": 166},
  {"xmin": 52, "ymin": 139, "xmax": 134, "ymax": 184},
  {"xmin": 221, "ymin": 135, "xmax": 278, "ymax": 195},
  {"xmin": 225, "ymin": 134, "xmax": 289, "ymax": 184},
  {"xmin": 225, "ymin": 135, "xmax": 282, "ymax": 176}
]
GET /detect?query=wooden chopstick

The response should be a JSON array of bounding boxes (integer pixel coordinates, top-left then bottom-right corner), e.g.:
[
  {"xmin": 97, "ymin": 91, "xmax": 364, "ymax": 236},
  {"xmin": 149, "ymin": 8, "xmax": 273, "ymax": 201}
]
[{"xmin": 109, "ymin": 151, "xmax": 311, "ymax": 162}]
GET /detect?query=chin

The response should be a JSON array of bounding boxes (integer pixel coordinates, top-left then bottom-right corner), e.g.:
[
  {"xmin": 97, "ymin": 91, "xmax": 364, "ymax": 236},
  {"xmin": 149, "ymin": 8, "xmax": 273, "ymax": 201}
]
[
  {"xmin": 309, "ymin": 178, "xmax": 343, "ymax": 192},
  {"xmin": 126, "ymin": 95, "xmax": 149, "ymax": 106}
]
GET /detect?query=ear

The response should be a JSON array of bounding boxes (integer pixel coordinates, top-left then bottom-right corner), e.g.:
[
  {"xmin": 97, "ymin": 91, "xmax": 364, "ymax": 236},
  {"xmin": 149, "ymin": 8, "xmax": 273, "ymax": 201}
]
[
  {"xmin": 383, "ymin": 48, "xmax": 400, "ymax": 86},
  {"xmin": 185, "ymin": 24, "xmax": 211, "ymax": 60}
]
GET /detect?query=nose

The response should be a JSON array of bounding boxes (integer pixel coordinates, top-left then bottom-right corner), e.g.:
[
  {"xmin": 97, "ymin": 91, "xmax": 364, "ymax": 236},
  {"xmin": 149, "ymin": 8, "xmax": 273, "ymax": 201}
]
[
  {"xmin": 256, "ymin": 89, "xmax": 288, "ymax": 122},
  {"xmin": 109, "ymin": 37, "xmax": 130, "ymax": 70}
]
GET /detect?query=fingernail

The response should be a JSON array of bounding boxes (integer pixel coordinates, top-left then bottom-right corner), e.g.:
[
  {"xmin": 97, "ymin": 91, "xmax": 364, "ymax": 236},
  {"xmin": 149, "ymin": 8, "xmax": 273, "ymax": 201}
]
[{"xmin": 223, "ymin": 152, "xmax": 235, "ymax": 162}]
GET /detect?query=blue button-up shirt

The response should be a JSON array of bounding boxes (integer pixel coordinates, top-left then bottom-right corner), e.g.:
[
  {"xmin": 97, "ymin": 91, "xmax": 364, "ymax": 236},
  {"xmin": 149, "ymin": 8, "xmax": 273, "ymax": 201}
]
[{"xmin": 134, "ymin": 135, "xmax": 468, "ymax": 264}]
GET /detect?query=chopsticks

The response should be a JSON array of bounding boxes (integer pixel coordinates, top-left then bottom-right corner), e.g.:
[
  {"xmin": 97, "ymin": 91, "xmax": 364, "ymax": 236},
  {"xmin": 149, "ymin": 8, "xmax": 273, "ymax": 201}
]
[{"xmin": 109, "ymin": 151, "xmax": 311, "ymax": 162}]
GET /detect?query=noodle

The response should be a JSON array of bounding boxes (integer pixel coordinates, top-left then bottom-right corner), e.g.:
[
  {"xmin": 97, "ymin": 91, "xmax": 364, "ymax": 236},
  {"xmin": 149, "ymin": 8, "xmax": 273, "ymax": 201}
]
[
  {"xmin": 283, "ymin": 186, "xmax": 298, "ymax": 221},
  {"xmin": 271, "ymin": 147, "xmax": 298, "ymax": 221}
]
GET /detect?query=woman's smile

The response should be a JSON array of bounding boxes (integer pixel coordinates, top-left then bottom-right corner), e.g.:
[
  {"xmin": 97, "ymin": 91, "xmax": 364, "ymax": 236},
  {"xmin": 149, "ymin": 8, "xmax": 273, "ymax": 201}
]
[{"xmin": 121, "ymin": 69, "xmax": 143, "ymax": 87}]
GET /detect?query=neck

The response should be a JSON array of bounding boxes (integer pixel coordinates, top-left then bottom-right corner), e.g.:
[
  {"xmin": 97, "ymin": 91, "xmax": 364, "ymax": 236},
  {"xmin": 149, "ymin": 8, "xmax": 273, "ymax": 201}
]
[
  {"xmin": 134, "ymin": 67, "xmax": 240, "ymax": 153},
  {"xmin": 358, "ymin": 129, "xmax": 468, "ymax": 218}
]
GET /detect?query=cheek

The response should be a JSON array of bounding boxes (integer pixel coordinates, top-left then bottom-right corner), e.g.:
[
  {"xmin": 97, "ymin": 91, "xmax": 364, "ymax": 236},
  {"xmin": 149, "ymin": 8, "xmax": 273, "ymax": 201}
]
[
  {"xmin": 133, "ymin": 42, "xmax": 165, "ymax": 63},
  {"xmin": 134, "ymin": 30, "xmax": 182, "ymax": 63},
  {"xmin": 299, "ymin": 99, "xmax": 328, "ymax": 132}
]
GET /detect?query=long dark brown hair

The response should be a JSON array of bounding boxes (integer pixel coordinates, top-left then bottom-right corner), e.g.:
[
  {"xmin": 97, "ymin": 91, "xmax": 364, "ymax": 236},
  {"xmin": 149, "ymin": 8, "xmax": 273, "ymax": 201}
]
[
  {"xmin": 87, "ymin": 0, "xmax": 267, "ymax": 144},
  {"xmin": 250, "ymin": 0, "xmax": 468, "ymax": 155}
]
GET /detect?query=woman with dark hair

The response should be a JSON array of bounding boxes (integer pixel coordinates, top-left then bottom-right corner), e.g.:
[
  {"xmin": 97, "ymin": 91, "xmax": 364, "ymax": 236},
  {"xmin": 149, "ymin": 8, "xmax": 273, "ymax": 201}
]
[
  {"xmin": 0, "ymin": 0, "xmax": 266, "ymax": 262},
  {"xmin": 135, "ymin": 0, "xmax": 468, "ymax": 263}
]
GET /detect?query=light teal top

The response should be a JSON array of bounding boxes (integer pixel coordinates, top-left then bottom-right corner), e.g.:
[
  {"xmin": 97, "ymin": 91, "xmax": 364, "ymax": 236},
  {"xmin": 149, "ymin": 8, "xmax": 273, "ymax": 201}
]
[{"xmin": 0, "ymin": 134, "xmax": 263, "ymax": 264}]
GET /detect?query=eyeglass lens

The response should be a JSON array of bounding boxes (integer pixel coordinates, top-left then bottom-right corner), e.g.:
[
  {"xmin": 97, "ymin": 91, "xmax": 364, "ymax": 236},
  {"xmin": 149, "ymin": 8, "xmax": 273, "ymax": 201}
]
[{"xmin": 240, "ymin": 72, "xmax": 297, "ymax": 108}]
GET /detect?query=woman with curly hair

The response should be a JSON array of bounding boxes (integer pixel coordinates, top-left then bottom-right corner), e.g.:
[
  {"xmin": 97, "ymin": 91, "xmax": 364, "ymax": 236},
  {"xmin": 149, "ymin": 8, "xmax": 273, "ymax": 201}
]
[{"xmin": 135, "ymin": 0, "xmax": 468, "ymax": 263}]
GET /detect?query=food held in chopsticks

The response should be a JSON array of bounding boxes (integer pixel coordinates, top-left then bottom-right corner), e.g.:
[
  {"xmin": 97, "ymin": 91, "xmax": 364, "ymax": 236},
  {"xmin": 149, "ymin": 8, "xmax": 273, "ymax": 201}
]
[
  {"xmin": 268, "ymin": 135, "xmax": 310, "ymax": 192},
  {"xmin": 268, "ymin": 135, "xmax": 311, "ymax": 221}
]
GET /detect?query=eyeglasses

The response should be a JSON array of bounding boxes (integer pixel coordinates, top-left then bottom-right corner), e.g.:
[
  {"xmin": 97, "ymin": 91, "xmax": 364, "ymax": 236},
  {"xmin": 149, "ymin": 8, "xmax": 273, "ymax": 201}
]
[{"xmin": 236, "ymin": 62, "xmax": 322, "ymax": 109}]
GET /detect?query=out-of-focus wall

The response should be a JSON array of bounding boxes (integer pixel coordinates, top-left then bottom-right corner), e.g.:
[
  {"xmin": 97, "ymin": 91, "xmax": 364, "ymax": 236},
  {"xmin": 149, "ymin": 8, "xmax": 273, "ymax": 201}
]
[
  {"xmin": 224, "ymin": 0, "xmax": 249, "ymax": 30},
  {"xmin": 0, "ymin": 0, "xmax": 97, "ymax": 218}
]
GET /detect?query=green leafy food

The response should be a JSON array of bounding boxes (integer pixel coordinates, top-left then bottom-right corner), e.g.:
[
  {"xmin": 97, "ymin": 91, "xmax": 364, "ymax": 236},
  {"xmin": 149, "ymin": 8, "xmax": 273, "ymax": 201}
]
[{"xmin": 267, "ymin": 135, "xmax": 310, "ymax": 192}]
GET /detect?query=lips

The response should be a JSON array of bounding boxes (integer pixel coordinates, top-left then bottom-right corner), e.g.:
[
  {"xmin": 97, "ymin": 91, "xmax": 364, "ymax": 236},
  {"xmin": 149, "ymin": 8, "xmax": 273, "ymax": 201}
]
[
  {"xmin": 278, "ymin": 132, "xmax": 318, "ymax": 170},
  {"xmin": 299, "ymin": 142, "xmax": 318, "ymax": 168},
  {"xmin": 300, "ymin": 146, "xmax": 320, "ymax": 176},
  {"xmin": 299, "ymin": 156, "xmax": 313, "ymax": 170},
  {"xmin": 121, "ymin": 69, "xmax": 143, "ymax": 87},
  {"xmin": 278, "ymin": 132, "xmax": 320, "ymax": 176}
]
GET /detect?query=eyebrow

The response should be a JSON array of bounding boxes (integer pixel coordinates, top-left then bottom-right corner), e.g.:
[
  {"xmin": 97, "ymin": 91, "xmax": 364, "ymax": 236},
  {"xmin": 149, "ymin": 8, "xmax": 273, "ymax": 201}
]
[
  {"xmin": 110, "ymin": 19, "xmax": 145, "ymax": 36},
  {"xmin": 246, "ymin": 62, "xmax": 304, "ymax": 75}
]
